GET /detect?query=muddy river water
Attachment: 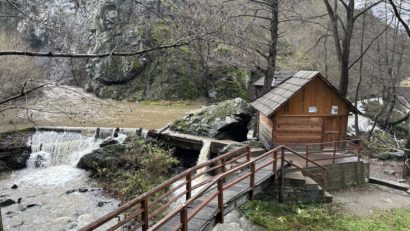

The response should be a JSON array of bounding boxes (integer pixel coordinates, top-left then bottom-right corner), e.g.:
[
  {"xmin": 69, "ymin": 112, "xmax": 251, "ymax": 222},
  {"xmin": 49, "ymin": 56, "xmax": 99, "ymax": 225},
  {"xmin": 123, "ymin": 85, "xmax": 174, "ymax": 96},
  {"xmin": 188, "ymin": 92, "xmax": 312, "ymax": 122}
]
[{"xmin": 0, "ymin": 86, "xmax": 201, "ymax": 230}]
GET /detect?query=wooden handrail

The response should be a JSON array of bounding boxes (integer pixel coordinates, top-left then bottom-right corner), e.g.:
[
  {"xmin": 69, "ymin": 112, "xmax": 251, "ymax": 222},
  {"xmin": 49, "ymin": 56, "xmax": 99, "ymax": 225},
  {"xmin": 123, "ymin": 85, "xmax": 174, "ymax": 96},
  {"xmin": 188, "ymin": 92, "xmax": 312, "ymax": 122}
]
[
  {"xmin": 282, "ymin": 146, "xmax": 327, "ymax": 171},
  {"xmin": 79, "ymin": 145, "xmax": 251, "ymax": 231},
  {"xmin": 82, "ymin": 141, "xmax": 361, "ymax": 231}
]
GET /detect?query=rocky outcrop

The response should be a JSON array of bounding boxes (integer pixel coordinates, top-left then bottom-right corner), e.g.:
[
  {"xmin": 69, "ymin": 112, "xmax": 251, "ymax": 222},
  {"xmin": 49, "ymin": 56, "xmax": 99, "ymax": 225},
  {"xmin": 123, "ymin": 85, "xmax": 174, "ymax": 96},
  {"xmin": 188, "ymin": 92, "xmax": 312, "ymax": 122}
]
[
  {"xmin": 0, "ymin": 128, "xmax": 34, "ymax": 172},
  {"xmin": 170, "ymin": 98, "xmax": 255, "ymax": 141},
  {"xmin": 2, "ymin": 1, "xmax": 252, "ymax": 102},
  {"xmin": 77, "ymin": 144, "xmax": 127, "ymax": 171}
]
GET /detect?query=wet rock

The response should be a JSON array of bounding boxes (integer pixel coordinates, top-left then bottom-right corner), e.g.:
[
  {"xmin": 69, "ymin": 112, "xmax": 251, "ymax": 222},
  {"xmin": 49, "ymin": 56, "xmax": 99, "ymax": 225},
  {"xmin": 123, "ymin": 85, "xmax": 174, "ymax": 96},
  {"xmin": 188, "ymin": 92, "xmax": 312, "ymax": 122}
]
[
  {"xmin": 0, "ymin": 128, "xmax": 34, "ymax": 170},
  {"xmin": 97, "ymin": 201, "xmax": 109, "ymax": 207},
  {"xmin": 0, "ymin": 160, "xmax": 11, "ymax": 172},
  {"xmin": 66, "ymin": 189, "xmax": 77, "ymax": 194},
  {"xmin": 0, "ymin": 198, "xmax": 16, "ymax": 207},
  {"xmin": 78, "ymin": 187, "xmax": 89, "ymax": 193},
  {"xmin": 77, "ymin": 144, "xmax": 127, "ymax": 171},
  {"xmin": 170, "ymin": 98, "xmax": 255, "ymax": 141},
  {"xmin": 26, "ymin": 203, "xmax": 42, "ymax": 208},
  {"xmin": 4, "ymin": 149, "xmax": 31, "ymax": 169},
  {"xmin": 378, "ymin": 150, "xmax": 404, "ymax": 160},
  {"xmin": 11, "ymin": 184, "xmax": 18, "ymax": 189},
  {"xmin": 100, "ymin": 137, "xmax": 119, "ymax": 148}
]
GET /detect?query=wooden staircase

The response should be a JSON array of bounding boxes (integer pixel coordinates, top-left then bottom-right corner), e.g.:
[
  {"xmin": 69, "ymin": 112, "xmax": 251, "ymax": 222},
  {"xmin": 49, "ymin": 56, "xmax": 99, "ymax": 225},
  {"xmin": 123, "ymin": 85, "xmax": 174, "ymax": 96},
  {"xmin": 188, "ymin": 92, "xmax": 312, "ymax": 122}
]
[{"xmin": 283, "ymin": 171, "xmax": 333, "ymax": 203}]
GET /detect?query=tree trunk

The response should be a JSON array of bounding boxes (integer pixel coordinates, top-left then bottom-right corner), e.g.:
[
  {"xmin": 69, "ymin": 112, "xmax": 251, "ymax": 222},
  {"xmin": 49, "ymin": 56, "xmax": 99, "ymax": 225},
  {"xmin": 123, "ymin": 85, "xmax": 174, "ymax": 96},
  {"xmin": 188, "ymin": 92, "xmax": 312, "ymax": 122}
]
[
  {"xmin": 262, "ymin": 0, "xmax": 279, "ymax": 94},
  {"xmin": 355, "ymin": 7, "xmax": 367, "ymax": 136},
  {"xmin": 402, "ymin": 113, "xmax": 410, "ymax": 178}
]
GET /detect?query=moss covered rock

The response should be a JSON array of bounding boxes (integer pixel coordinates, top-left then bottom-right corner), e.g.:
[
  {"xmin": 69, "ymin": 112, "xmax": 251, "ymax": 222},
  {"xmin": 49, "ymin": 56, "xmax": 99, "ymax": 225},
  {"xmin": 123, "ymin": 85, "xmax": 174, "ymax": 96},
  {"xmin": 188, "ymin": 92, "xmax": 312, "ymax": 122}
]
[{"xmin": 170, "ymin": 98, "xmax": 255, "ymax": 141}]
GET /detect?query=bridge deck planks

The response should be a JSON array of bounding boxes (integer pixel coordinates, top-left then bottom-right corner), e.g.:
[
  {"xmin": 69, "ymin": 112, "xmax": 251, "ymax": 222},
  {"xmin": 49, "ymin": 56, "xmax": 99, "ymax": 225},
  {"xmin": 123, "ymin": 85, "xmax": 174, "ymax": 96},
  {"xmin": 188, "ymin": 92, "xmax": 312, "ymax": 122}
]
[
  {"xmin": 157, "ymin": 156, "xmax": 279, "ymax": 231},
  {"xmin": 156, "ymin": 152, "xmax": 357, "ymax": 231}
]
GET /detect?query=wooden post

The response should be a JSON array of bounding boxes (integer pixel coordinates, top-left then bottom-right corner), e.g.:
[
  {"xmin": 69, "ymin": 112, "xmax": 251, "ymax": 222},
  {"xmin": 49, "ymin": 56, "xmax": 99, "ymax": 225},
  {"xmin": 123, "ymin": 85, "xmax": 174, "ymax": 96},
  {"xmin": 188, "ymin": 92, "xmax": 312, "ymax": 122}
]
[
  {"xmin": 305, "ymin": 144, "xmax": 309, "ymax": 167},
  {"xmin": 221, "ymin": 157, "xmax": 226, "ymax": 173},
  {"xmin": 186, "ymin": 172, "xmax": 192, "ymax": 200},
  {"xmin": 141, "ymin": 198, "xmax": 149, "ymax": 231},
  {"xmin": 333, "ymin": 142, "xmax": 337, "ymax": 164},
  {"xmin": 246, "ymin": 146, "xmax": 251, "ymax": 162},
  {"xmin": 279, "ymin": 148, "xmax": 285, "ymax": 203},
  {"xmin": 0, "ymin": 206, "xmax": 3, "ymax": 231},
  {"xmin": 273, "ymin": 151, "xmax": 278, "ymax": 173},
  {"xmin": 250, "ymin": 162, "xmax": 256, "ymax": 200},
  {"xmin": 217, "ymin": 178, "xmax": 224, "ymax": 223},
  {"xmin": 221, "ymin": 157, "xmax": 226, "ymax": 183},
  {"xmin": 180, "ymin": 207, "xmax": 188, "ymax": 231}
]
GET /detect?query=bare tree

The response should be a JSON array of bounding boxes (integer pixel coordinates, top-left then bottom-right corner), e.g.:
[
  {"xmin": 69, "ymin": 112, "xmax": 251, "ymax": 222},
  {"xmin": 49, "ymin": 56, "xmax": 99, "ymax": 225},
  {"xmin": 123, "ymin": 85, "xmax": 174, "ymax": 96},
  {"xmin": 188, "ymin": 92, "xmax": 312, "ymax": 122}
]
[
  {"xmin": 386, "ymin": 0, "xmax": 410, "ymax": 177},
  {"xmin": 322, "ymin": 0, "xmax": 382, "ymax": 97},
  {"xmin": 388, "ymin": 0, "xmax": 410, "ymax": 37}
]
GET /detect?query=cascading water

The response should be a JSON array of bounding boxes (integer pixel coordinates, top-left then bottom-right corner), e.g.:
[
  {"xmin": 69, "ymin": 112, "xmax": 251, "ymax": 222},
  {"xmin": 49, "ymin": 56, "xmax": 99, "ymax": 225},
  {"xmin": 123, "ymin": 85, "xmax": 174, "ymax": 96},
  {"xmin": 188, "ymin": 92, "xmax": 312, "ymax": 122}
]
[
  {"xmin": 28, "ymin": 131, "xmax": 101, "ymax": 168},
  {"xmin": 0, "ymin": 130, "xmax": 122, "ymax": 231},
  {"xmin": 171, "ymin": 139, "xmax": 212, "ymax": 208}
]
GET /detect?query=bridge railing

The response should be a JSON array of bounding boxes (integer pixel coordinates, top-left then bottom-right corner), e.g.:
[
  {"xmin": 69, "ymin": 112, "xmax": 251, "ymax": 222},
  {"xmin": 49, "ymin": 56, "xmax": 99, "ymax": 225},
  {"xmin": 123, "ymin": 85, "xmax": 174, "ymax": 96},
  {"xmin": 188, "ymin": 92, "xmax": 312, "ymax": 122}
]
[
  {"xmin": 79, "ymin": 145, "xmax": 252, "ymax": 231},
  {"xmin": 149, "ymin": 145, "xmax": 327, "ymax": 231},
  {"xmin": 304, "ymin": 139, "xmax": 363, "ymax": 166},
  {"xmin": 80, "ymin": 144, "xmax": 328, "ymax": 231},
  {"xmin": 280, "ymin": 139, "xmax": 364, "ymax": 167}
]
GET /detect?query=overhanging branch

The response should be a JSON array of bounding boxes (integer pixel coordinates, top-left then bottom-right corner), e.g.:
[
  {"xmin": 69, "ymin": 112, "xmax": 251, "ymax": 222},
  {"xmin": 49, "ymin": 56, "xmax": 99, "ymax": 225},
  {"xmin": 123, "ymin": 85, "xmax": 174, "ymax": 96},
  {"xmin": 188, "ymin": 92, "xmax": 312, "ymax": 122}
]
[{"xmin": 0, "ymin": 41, "xmax": 191, "ymax": 58}]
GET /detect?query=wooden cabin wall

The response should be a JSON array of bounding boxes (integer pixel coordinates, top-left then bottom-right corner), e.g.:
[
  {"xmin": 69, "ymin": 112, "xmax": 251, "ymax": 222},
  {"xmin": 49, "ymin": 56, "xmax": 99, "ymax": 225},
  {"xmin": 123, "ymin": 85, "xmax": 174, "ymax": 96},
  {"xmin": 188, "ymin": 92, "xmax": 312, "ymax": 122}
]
[
  {"xmin": 259, "ymin": 113, "xmax": 274, "ymax": 149},
  {"xmin": 272, "ymin": 77, "xmax": 349, "ymax": 146}
]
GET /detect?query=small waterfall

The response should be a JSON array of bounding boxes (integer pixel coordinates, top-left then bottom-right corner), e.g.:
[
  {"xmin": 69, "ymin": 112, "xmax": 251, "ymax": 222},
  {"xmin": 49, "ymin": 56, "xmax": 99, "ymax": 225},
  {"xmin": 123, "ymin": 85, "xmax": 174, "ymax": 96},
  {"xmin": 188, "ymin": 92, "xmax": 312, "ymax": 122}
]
[
  {"xmin": 171, "ymin": 139, "xmax": 212, "ymax": 208},
  {"xmin": 27, "ymin": 131, "xmax": 101, "ymax": 168},
  {"xmin": 196, "ymin": 139, "xmax": 212, "ymax": 180},
  {"xmin": 141, "ymin": 129, "xmax": 149, "ymax": 139},
  {"xmin": 95, "ymin": 128, "xmax": 115, "ymax": 140}
]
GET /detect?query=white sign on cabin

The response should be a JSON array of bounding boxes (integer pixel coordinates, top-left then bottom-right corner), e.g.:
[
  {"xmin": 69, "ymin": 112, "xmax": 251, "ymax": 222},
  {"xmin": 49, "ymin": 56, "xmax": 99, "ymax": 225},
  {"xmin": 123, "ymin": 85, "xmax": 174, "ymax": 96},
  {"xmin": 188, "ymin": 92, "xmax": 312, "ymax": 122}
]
[{"xmin": 331, "ymin": 105, "xmax": 339, "ymax": 115}]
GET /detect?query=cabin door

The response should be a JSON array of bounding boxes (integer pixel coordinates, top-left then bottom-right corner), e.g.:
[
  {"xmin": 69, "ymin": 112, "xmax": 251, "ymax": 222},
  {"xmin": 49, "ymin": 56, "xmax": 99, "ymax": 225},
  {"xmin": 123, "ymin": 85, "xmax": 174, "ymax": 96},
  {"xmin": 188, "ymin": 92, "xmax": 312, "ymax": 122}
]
[{"xmin": 322, "ymin": 117, "xmax": 341, "ymax": 148}]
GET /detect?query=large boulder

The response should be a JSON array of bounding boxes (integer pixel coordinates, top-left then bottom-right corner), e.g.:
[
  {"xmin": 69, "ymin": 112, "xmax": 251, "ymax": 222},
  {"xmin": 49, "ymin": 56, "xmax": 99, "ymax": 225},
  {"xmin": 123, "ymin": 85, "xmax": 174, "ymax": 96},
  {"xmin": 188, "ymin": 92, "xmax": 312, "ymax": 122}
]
[
  {"xmin": 77, "ymin": 144, "xmax": 127, "ymax": 171},
  {"xmin": 0, "ymin": 128, "xmax": 34, "ymax": 170},
  {"xmin": 170, "ymin": 98, "xmax": 255, "ymax": 141}
]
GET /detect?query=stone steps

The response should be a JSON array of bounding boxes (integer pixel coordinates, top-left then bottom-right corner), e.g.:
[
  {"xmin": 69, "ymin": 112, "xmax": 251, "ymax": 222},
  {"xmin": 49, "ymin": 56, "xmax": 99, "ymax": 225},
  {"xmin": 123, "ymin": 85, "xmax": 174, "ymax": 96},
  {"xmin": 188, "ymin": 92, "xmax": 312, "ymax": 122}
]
[{"xmin": 283, "ymin": 170, "xmax": 333, "ymax": 203}]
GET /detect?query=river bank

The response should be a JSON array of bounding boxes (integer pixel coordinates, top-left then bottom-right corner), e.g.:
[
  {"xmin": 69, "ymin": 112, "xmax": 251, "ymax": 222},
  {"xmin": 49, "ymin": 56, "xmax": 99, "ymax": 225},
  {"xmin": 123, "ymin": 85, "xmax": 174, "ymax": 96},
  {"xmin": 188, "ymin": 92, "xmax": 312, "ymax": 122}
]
[{"xmin": 0, "ymin": 85, "xmax": 201, "ymax": 132}]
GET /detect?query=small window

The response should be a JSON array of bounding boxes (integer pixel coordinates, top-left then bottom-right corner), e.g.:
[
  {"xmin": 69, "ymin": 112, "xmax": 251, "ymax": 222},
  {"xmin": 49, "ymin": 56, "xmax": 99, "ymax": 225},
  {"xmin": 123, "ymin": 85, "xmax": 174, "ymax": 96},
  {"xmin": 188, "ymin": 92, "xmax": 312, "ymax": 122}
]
[{"xmin": 308, "ymin": 106, "xmax": 317, "ymax": 113}]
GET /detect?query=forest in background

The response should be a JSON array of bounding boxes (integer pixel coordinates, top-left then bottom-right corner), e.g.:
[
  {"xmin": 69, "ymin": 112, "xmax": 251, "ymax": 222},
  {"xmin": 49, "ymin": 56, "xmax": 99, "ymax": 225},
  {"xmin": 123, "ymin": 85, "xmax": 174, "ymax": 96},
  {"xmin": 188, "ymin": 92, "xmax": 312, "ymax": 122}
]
[{"xmin": 0, "ymin": 0, "xmax": 409, "ymax": 136}]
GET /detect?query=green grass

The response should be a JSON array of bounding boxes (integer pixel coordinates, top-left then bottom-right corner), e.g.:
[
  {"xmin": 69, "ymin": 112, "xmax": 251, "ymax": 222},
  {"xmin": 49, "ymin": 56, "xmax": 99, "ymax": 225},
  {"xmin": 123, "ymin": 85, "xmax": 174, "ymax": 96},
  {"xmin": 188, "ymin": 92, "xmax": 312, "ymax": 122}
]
[{"xmin": 241, "ymin": 200, "xmax": 410, "ymax": 231}]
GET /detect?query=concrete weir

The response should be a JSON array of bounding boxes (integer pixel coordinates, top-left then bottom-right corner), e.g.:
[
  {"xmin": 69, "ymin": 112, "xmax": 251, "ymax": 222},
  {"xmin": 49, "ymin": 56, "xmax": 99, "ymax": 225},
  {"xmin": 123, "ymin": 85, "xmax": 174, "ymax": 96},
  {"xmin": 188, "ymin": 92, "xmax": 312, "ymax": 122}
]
[{"xmin": 35, "ymin": 126, "xmax": 241, "ymax": 155}]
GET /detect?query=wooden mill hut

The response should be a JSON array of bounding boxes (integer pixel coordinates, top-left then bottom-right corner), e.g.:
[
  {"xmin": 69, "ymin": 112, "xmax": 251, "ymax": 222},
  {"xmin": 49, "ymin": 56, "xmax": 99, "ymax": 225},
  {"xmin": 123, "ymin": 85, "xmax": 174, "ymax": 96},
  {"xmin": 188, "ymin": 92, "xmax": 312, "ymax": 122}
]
[{"xmin": 251, "ymin": 71, "xmax": 361, "ymax": 149}]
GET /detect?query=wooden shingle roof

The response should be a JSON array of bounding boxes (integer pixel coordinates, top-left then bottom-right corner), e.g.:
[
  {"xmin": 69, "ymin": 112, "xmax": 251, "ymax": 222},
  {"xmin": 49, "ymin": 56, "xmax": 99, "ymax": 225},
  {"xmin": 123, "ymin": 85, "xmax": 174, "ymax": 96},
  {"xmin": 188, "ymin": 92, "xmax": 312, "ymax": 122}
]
[{"xmin": 251, "ymin": 70, "xmax": 361, "ymax": 116}]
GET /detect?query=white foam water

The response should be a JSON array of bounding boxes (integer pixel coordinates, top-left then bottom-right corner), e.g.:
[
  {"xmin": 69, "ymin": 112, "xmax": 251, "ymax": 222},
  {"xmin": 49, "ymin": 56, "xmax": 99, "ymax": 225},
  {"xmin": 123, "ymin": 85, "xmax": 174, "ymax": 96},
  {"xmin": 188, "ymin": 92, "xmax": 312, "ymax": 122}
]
[
  {"xmin": 0, "ymin": 130, "xmax": 123, "ymax": 230},
  {"xmin": 171, "ymin": 139, "xmax": 212, "ymax": 209}
]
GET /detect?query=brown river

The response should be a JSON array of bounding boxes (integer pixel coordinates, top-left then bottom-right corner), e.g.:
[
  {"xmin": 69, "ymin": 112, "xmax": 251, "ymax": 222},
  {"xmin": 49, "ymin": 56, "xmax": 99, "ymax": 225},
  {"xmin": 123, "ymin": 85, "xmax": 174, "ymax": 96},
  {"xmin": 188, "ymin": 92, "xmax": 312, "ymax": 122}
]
[{"xmin": 0, "ymin": 86, "xmax": 201, "ymax": 230}]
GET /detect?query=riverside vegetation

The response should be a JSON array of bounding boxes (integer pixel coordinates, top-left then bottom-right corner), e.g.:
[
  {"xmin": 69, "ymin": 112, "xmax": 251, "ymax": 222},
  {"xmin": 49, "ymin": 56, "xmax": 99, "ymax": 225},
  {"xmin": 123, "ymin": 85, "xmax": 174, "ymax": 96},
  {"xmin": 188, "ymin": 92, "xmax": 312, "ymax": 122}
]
[
  {"xmin": 77, "ymin": 136, "xmax": 178, "ymax": 201},
  {"xmin": 242, "ymin": 200, "xmax": 410, "ymax": 231}
]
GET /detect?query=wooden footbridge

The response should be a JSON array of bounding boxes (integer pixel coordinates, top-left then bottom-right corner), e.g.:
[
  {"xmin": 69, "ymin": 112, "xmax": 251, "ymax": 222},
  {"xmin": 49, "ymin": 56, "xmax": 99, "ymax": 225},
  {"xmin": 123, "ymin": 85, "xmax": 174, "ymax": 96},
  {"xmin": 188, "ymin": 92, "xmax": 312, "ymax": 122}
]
[{"xmin": 80, "ymin": 140, "xmax": 363, "ymax": 231}]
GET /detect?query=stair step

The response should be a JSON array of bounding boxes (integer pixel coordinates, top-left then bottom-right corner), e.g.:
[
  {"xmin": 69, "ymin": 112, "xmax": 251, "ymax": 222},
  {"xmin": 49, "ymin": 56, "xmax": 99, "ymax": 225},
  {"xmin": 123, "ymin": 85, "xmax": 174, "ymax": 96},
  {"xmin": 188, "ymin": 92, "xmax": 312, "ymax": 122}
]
[
  {"xmin": 323, "ymin": 191, "xmax": 333, "ymax": 203},
  {"xmin": 304, "ymin": 176, "xmax": 319, "ymax": 190},
  {"xmin": 284, "ymin": 171, "xmax": 306, "ymax": 187}
]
